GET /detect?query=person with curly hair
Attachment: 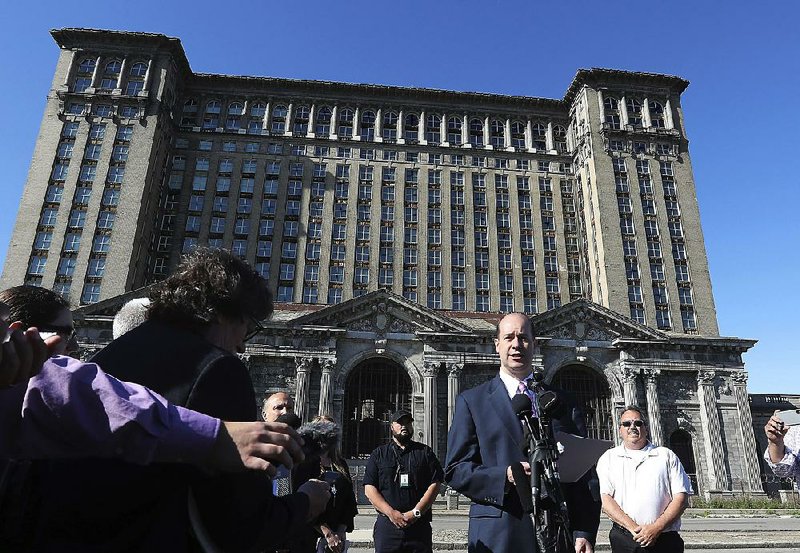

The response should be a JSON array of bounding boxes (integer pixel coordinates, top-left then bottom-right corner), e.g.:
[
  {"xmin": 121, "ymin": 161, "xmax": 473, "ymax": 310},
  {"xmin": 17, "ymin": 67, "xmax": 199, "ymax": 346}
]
[
  {"xmin": 0, "ymin": 285, "xmax": 78, "ymax": 356},
  {"xmin": 29, "ymin": 248, "xmax": 330, "ymax": 553}
]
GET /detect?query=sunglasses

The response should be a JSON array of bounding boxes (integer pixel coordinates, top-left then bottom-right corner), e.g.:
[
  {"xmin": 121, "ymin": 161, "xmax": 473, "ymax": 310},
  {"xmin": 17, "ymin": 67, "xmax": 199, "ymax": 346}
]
[
  {"xmin": 38, "ymin": 324, "xmax": 76, "ymax": 341},
  {"xmin": 244, "ymin": 315, "xmax": 265, "ymax": 342},
  {"xmin": 620, "ymin": 420, "xmax": 645, "ymax": 428}
]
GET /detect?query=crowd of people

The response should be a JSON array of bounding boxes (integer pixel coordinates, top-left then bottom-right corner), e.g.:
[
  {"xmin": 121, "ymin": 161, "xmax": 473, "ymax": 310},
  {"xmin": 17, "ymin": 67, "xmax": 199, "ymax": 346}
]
[{"xmin": 1, "ymin": 246, "xmax": 797, "ymax": 553}]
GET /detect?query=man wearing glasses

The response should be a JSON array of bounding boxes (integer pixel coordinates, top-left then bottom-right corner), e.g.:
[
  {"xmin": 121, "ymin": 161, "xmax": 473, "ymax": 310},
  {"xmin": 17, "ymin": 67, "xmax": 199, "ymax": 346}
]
[{"xmin": 596, "ymin": 406, "xmax": 692, "ymax": 552}]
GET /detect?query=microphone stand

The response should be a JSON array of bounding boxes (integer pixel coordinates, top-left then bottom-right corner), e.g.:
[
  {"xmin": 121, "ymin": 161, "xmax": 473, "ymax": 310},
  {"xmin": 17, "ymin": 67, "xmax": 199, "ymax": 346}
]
[{"xmin": 524, "ymin": 382, "xmax": 572, "ymax": 553}]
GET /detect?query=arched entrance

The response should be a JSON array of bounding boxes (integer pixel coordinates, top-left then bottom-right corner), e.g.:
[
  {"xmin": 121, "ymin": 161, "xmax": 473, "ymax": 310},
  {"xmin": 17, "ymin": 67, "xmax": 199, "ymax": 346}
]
[
  {"xmin": 552, "ymin": 364, "xmax": 614, "ymax": 440},
  {"xmin": 670, "ymin": 429, "xmax": 698, "ymax": 493},
  {"xmin": 342, "ymin": 358, "xmax": 412, "ymax": 458}
]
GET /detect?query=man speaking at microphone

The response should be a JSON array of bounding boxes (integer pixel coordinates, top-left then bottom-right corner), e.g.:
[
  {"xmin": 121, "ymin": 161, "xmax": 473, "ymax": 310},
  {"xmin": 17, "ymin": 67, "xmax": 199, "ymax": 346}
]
[{"xmin": 445, "ymin": 312, "xmax": 599, "ymax": 553}]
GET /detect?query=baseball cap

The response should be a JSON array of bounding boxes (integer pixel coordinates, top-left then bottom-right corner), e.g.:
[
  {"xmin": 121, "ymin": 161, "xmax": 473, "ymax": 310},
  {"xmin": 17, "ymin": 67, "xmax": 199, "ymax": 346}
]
[{"xmin": 391, "ymin": 409, "xmax": 413, "ymax": 423}]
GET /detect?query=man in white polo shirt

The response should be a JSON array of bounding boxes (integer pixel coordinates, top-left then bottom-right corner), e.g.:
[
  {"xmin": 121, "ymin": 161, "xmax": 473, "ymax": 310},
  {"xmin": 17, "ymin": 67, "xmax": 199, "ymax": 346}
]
[{"xmin": 596, "ymin": 406, "xmax": 692, "ymax": 553}]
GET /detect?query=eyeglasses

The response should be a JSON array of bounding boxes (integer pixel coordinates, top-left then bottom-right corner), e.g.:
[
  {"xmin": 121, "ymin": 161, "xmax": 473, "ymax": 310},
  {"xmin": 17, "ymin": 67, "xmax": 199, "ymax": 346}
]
[
  {"xmin": 244, "ymin": 315, "xmax": 265, "ymax": 342},
  {"xmin": 620, "ymin": 419, "xmax": 645, "ymax": 428},
  {"xmin": 38, "ymin": 324, "xmax": 76, "ymax": 341}
]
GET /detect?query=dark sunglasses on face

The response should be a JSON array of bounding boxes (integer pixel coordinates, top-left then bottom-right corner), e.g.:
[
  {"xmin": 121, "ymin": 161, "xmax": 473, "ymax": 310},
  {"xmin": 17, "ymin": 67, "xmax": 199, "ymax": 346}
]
[
  {"xmin": 244, "ymin": 315, "xmax": 265, "ymax": 341},
  {"xmin": 38, "ymin": 324, "xmax": 76, "ymax": 341},
  {"xmin": 620, "ymin": 419, "xmax": 645, "ymax": 428}
]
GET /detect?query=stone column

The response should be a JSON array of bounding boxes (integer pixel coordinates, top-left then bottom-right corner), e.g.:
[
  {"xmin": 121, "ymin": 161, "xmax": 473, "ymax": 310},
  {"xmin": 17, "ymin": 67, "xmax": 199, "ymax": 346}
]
[
  {"xmin": 440, "ymin": 113, "xmax": 448, "ymax": 145},
  {"xmin": 462, "ymin": 114, "xmax": 469, "ymax": 146},
  {"xmin": 525, "ymin": 119, "xmax": 533, "ymax": 151},
  {"xmin": 116, "ymin": 57, "xmax": 128, "ymax": 90},
  {"xmin": 352, "ymin": 106, "xmax": 361, "ymax": 138},
  {"xmin": 643, "ymin": 369, "xmax": 663, "ymax": 446},
  {"xmin": 597, "ymin": 89, "xmax": 606, "ymax": 122},
  {"xmin": 318, "ymin": 359, "xmax": 336, "ymax": 417},
  {"xmin": 419, "ymin": 110, "xmax": 426, "ymax": 144},
  {"xmin": 62, "ymin": 50, "xmax": 77, "ymax": 88},
  {"xmin": 446, "ymin": 362, "xmax": 463, "ymax": 427},
  {"xmin": 619, "ymin": 94, "xmax": 629, "ymax": 127},
  {"xmin": 90, "ymin": 54, "xmax": 102, "ymax": 88},
  {"xmin": 483, "ymin": 115, "xmax": 490, "ymax": 148},
  {"xmin": 262, "ymin": 100, "xmax": 271, "ymax": 133},
  {"xmin": 141, "ymin": 58, "xmax": 153, "ymax": 96},
  {"xmin": 620, "ymin": 365, "xmax": 639, "ymax": 407},
  {"xmin": 642, "ymin": 97, "xmax": 652, "ymax": 128},
  {"xmin": 284, "ymin": 103, "xmax": 294, "ymax": 136},
  {"xmin": 697, "ymin": 370, "xmax": 727, "ymax": 491},
  {"xmin": 397, "ymin": 109, "xmax": 404, "ymax": 143},
  {"xmin": 294, "ymin": 357, "xmax": 312, "ymax": 422},
  {"xmin": 307, "ymin": 103, "xmax": 316, "ymax": 137},
  {"xmin": 665, "ymin": 99, "xmax": 675, "ymax": 129},
  {"xmin": 546, "ymin": 121, "xmax": 554, "ymax": 152},
  {"xmin": 731, "ymin": 371, "xmax": 763, "ymax": 492},
  {"xmin": 504, "ymin": 118, "xmax": 512, "ymax": 149},
  {"xmin": 329, "ymin": 104, "xmax": 338, "ymax": 139},
  {"xmin": 375, "ymin": 107, "xmax": 383, "ymax": 142},
  {"xmin": 422, "ymin": 361, "xmax": 439, "ymax": 448}
]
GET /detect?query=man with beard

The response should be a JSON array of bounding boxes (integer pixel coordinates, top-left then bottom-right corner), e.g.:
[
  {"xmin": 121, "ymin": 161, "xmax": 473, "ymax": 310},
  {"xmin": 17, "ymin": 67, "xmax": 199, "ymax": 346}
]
[
  {"xmin": 595, "ymin": 406, "xmax": 692, "ymax": 553},
  {"xmin": 364, "ymin": 410, "xmax": 443, "ymax": 553}
]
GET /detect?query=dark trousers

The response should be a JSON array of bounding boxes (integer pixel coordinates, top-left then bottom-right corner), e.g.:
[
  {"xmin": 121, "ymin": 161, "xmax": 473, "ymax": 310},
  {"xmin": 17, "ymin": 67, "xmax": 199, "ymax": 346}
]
[
  {"xmin": 373, "ymin": 515, "xmax": 432, "ymax": 553},
  {"xmin": 609, "ymin": 523, "xmax": 684, "ymax": 553}
]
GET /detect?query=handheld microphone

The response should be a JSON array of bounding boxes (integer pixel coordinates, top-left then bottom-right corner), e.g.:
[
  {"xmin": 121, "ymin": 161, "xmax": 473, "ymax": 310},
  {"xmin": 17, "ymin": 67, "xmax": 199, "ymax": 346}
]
[{"xmin": 511, "ymin": 393, "xmax": 540, "ymax": 509}]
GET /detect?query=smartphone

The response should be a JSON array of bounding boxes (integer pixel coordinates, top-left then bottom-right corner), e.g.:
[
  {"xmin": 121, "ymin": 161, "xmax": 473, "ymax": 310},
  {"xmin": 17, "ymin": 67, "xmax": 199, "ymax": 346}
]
[{"xmin": 776, "ymin": 409, "xmax": 800, "ymax": 427}]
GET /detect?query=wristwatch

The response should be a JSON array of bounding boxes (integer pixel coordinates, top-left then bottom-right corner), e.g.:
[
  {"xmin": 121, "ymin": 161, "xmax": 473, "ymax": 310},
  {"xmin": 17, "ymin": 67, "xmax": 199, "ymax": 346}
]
[{"xmin": 412, "ymin": 508, "xmax": 422, "ymax": 518}]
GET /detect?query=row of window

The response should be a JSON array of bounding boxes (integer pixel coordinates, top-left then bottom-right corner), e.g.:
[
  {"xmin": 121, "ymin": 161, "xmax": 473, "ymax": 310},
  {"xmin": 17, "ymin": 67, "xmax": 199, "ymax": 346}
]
[
  {"xmin": 180, "ymin": 98, "xmax": 569, "ymax": 152},
  {"xmin": 72, "ymin": 57, "xmax": 147, "ymax": 96},
  {"xmin": 603, "ymin": 96, "xmax": 671, "ymax": 130}
]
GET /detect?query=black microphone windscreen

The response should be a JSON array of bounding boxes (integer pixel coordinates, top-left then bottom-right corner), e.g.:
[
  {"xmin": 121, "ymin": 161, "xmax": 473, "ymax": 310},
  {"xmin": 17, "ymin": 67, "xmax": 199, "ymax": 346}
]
[
  {"xmin": 511, "ymin": 393, "xmax": 533, "ymax": 419},
  {"xmin": 510, "ymin": 462, "xmax": 534, "ymax": 513},
  {"xmin": 276, "ymin": 412, "xmax": 302, "ymax": 429},
  {"xmin": 297, "ymin": 420, "xmax": 341, "ymax": 457}
]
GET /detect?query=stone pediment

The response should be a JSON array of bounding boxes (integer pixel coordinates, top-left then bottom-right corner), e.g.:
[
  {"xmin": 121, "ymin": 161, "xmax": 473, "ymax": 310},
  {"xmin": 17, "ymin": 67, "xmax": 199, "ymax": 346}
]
[
  {"xmin": 73, "ymin": 285, "xmax": 155, "ymax": 319},
  {"xmin": 290, "ymin": 290, "xmax": 473, "ymax": 334},
  {"xmin": 531, "ymin": 299, "xmax": 667, "ymax": 343}
]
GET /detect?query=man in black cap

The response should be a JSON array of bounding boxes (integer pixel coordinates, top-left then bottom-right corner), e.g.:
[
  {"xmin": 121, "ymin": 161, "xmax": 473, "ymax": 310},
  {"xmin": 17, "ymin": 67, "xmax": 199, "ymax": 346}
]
[{"xmin": 364, "ymin": 409, "xmax": 444, "ymax": 553}]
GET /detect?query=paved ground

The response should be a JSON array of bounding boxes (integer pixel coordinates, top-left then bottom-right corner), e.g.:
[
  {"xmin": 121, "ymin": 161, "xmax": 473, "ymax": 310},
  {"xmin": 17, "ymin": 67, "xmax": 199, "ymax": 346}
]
[{"xmin": 343, "ymin": 509, "xmax": 800, "ymax": 551}]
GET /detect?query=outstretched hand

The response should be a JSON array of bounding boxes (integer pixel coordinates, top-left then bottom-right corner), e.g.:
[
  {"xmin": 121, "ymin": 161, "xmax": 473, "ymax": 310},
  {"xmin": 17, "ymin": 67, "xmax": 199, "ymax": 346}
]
[
  {"xmin": 0, "ymin": 318, "xmax": 62, "ymax": 388},
  {"xmin": 210, "ymin": 421, "xmax": 305, "ymax": 474}
]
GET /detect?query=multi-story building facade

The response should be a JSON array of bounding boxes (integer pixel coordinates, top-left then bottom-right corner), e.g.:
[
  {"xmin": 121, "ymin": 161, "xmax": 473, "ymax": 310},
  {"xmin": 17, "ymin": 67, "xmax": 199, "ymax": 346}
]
[{"xmin": 3, "ymin": 28, "xmax": 769, "ymax": 498}]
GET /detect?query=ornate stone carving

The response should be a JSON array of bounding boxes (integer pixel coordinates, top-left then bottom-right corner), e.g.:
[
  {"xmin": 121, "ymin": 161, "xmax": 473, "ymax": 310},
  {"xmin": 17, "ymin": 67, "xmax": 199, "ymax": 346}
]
[
  {"xmin": 446, "ymin": 362, "xmax": 464, "ymax": 376},
  {"xmin": 697, "ymin": 370, "xmax": 716, "ymax": 385},
  {"xmin": 421, "ymin": 361, "xmax": 440, "ymax": 377},
  {"xmin": 347, "ymin": 318, "xmax": 375, "ymax": 332},
  {"xmin": 730, "ymin": 371, "xmax": 748, "ymax": 385},
  {"xmin": 320, "ymin": 359, "xmax": 336, "ymax": 373},
  {"xmin": 295, "ymin": 357, "xmax": 312, "ymax": 372},
  {"xmin": 389, "ymin": 318, "xmax": 415, "ymax": 333}
]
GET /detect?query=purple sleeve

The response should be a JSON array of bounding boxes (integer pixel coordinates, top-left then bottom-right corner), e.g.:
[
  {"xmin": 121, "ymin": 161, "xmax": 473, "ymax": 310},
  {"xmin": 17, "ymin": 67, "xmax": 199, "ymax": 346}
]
[{"xmin": 2, "ymin": 356, "xmax": 219, "ymax": 465}]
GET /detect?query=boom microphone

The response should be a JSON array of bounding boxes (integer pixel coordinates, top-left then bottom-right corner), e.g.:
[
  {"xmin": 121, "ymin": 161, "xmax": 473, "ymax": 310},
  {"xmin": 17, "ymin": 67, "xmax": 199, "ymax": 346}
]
[
  {"xmin": 297, "ymin": 420, "xmax": 341, "ymax": 458},
  {"xmin": 276, "ymin": 412, "xmax": 302, "ymax": 429}
]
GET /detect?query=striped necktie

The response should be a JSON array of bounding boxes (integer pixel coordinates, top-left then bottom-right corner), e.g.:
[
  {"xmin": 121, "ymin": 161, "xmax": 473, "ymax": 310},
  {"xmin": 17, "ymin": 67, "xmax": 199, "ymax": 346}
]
[{"xmin": 517, "ymin": 379, "xmax": 539, "ymax": 418}]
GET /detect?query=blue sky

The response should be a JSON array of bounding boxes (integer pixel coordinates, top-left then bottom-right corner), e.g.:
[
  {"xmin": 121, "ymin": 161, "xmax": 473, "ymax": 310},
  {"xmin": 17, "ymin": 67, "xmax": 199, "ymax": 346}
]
[{"xmin": 1, "ymin": 1, "xmax": 798, "ymax": 392}]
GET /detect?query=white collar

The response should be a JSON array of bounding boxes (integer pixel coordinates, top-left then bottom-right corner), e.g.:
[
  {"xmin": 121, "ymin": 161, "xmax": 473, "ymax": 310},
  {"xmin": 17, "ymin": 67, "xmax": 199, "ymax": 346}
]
[
  {"xmin": 498, "ymin": 369, "xmax": 534, "ymax": 399},
  {"xmin": 614, "ymin": 442, "xmax": 656, "ymax": 457}
]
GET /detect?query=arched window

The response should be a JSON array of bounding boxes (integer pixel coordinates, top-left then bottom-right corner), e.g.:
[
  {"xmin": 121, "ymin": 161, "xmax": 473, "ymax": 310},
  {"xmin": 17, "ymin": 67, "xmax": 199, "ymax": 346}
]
[
  {"xmin": 271, "ymin": 104, "xmax": 287, "ymax": 134},
  {"xmin": 74, "ymin": 58, "xmax": 96, "ymax": 92},
  {"xmin": 202, "ymin": 100, "xmax": 221, "ymax": 129},
  {"xmin": 338, "ymin": 108, "xmax": 354, "ymax": 138},
  {"xmin": 626, "ymin": 97, "xmax": 643, "ymax": 127},
  {"xmin": 447, "ymin": 116, "xmax": 462, "ymax": 145},
  {"xmin": 125, "ymin": 62, "xmax": 147, "ymax": 96},
  {"xmin": 553, "ymin": 125, "xmax": 568, "ymax": 153},
  {"xmin": 78, "ymin": 58, "xmax": 96, "ymax": 74},
  {"xmin": 425, "ymin": 114, "xmax": 441, "ymax": 144},
  {"xmin": 490, "ymin": 119, "xmax": 505, "ymax": 148},
  {"xmin": 604, "ymin": 97, "xmax": 621, "ymax": 129},
  {"xmin": 383, "ymin": 111, "xmax": 398, "ymax": 142},
  {"xmin": 404, "ymin": 113, "xmax": 419, "ymax": 142},
  {"xmin": 181, "ymin": 99, "xmax": 198, "ymax": 126},
  {"xmin": 315, "ymin": 106, "xmax": 332, "ymax": 137},
  {"xmin": 293, "ymin": 105, "xmax": 310, "ymax": 135},
  {"xmin": 649, "ymin": 100, "xmax": 665, "ymax": 128},
  {"xmin": 531, "ymin": 123, "xmax": 547, "ymax": 150},
  {"xmin": 250, "ymin": 101, "xmax": 266, "ymax": 117},
  {"xmin": 469, "ymin": 118, "xmax": 484, "ymax": 146},
  {"xmin": 98, "ymin": 59, "xmax": 122, "ymax": 90},
  {"xmin": 183, "ymin": 99, "xmax": 198, "ymax": 113},
  {"xmin": 510, "ymin": 120, "xmax": 526, "ymax": 149},
  {"xmin": 551, "ymin": 364, "xmax": 613, "ymax": 440},
  {"xmin": 225, "ymin": 102, "xmax": 243, "ymax": 130},
  {"xmin": 342, "ymin": 358, "xmax": 412, "ymax": 458},
  {"xmin": 361, "ymin": 110, "xmax": 376, "ymax": 140}
]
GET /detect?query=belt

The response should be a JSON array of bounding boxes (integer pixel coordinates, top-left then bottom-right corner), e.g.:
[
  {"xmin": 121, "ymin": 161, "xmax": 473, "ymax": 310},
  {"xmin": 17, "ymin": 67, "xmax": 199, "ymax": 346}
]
[{"xmin": 613, "ymin": 522, "xmax": 678, "ymax": 536}]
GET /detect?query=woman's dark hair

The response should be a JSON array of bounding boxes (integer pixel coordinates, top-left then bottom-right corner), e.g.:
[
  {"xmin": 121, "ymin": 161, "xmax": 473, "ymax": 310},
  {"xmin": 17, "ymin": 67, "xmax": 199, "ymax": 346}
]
[
  {"xmin": 148, "ymin": 248, "xmax": 273, "ymax": 331},
  {"xmin": 0, "ymin": 285, "xmax": 69, "ymax": 328}
]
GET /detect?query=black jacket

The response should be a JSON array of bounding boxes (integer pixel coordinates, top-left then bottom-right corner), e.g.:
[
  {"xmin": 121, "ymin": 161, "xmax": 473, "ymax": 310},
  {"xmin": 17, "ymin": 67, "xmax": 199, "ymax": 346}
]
[{"xmin": 31, "ymin": 320, "xmax": 309, "ymax": 553}]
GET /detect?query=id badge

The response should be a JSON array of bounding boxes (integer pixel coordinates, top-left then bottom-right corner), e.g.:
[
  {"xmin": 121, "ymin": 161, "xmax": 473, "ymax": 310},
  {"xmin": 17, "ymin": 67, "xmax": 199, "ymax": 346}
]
[{"xmin": 399, "ymin": 473, "xmax": 410, "ymax": 488}]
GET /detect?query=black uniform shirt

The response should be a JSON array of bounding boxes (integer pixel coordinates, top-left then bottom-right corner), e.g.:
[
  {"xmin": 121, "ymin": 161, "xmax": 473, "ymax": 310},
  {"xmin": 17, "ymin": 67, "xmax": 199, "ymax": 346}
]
[{"xmin": 364, "ymin": 440, "xmax": 443, "ymax": 523}]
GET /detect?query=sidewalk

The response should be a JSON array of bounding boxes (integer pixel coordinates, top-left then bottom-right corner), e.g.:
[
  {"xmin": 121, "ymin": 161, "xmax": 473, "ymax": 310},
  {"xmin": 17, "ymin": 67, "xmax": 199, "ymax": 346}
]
[{"xmin": 348, "ymin": 507, "xmax": 800, "ymax": 550}]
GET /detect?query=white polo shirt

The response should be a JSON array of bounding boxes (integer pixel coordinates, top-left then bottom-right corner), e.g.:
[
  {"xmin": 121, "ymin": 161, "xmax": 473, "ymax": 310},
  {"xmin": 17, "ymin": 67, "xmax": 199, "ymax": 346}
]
[{"xmin": 596, "ymin": 442, "xmax": 692, "ymax": 531}]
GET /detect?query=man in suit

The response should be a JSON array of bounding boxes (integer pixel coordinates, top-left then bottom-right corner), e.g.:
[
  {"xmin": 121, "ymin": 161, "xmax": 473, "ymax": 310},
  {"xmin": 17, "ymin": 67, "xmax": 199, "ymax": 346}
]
[{"xmin": 445, "ymin": 312, "xmax": 599, "ymax": 553}]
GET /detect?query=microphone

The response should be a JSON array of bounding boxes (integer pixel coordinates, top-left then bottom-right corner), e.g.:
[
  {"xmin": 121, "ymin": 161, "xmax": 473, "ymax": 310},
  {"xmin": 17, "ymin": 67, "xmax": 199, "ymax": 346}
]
[
  {"xmin": 511, "ymin": 393, "xmax": 540, "ymax": 510},
  {"xmin": 297, "ymin": 419, "xmax": 341, "ymax": 459},
  {"xmin": 276, "ymin": 412, "xmax": 302, "ymax": 429}
]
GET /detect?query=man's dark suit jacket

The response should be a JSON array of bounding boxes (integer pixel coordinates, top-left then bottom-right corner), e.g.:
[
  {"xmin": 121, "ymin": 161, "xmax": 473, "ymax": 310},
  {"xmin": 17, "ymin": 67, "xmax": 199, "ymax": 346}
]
[
  {"xmin": 31, "ymin": 319, "xmax": 309, "ymax": 553},
  {"xmin": 445, "ymin": 375, "xmax": 600, "ymax": 553}
]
